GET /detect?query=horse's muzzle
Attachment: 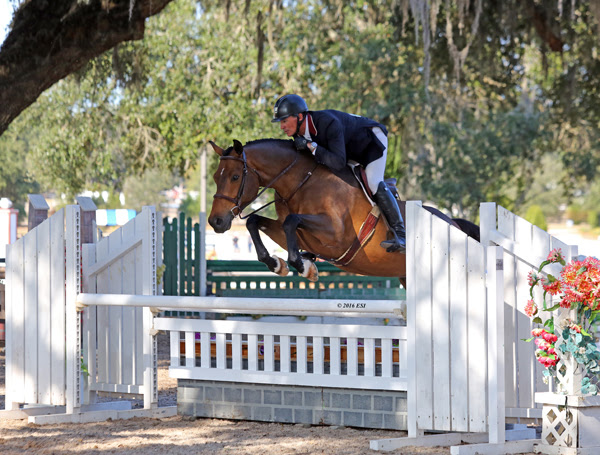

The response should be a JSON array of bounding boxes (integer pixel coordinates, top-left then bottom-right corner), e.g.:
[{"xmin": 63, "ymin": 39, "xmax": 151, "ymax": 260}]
[{"xmin": 208, "ymin": 214, "xmax": 233, "ymax": 233}]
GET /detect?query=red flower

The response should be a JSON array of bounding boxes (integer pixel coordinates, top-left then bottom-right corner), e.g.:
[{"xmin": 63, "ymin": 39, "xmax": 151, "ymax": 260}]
[
  {"xmin": 528, "ymin": 270, "xmax": 540, "ymax": 287},
  {"xmin": 532, "ymin": 328, "xmax": 544, "ymax": 337},
  {"xmin": 546, "ymin": 248, "xmax": 563, "ymax": 263},
  {"xmin": 525, "ymin": 299, "xmax": 538, "ymax": 317},
  {"xmin": 543, "ymin": 280, "xmax": 562, "ymax": 296},
  {"xmin": 535, "ymin": 338, "xmax": 552, "ymax": 350}
]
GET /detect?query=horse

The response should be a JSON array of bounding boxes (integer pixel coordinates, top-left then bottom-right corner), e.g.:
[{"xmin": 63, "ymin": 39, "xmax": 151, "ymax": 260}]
[{"xmin": 208, "ymin": 138, "xmax": 479, "ymax": 285}]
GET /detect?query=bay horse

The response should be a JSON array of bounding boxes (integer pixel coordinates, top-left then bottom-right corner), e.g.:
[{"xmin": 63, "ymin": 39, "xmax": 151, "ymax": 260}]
[{"xmin": 208, "ymin": 139, "xmax": 479, "ymax": 284}]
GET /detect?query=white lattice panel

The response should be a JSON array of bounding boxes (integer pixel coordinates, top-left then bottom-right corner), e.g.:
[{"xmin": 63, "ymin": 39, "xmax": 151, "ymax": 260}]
[{"xmin": 541, "ymin": 404, "xmax": 578, "ymax": 448}]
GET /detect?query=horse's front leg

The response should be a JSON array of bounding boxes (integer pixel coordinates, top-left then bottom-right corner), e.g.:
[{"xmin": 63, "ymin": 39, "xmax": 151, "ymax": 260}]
[
  {"xmin": 246, "ymin": 214, "xmax": 290, "ymax": 276},
  {"xmin": 282, "ymin": 214, "xmax": 329, "ymax": 282}
]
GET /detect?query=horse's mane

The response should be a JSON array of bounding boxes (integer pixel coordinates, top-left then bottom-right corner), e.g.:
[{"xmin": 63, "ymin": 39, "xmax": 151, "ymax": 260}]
[
  {"xmin": 245, "ymin": 138, "xmax": 294, "ymax": 148},
  {"xmin": 222, "ymin": 138, "xmax": 294, "ymax": 156},
  {"xmin": 226, "ymin": 137, "xmax": 359, "ymax": 188}
]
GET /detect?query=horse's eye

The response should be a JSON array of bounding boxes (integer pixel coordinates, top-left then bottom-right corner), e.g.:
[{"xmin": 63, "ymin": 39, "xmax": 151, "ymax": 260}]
[{"xmin": 232, "ymin": 175, "xmax": 240, "ymax": 181}]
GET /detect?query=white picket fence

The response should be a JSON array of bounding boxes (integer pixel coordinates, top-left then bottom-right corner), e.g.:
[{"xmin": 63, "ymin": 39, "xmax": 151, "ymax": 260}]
[
  {"xmin": 0, "ymin": 200, "xmax": 587, "ymax": 454},
  {"xmin": 77, "ymin": 292, "xmax": 407, "ymax": 392}
]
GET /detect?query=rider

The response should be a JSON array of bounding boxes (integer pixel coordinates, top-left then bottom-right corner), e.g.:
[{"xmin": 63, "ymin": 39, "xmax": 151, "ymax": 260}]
[{"xmin": 271, "ymin": 94, "xmax": 406, "ymax": 253}]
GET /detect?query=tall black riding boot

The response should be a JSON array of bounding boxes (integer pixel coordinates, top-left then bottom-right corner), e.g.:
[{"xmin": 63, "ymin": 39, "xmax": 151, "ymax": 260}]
[{"xmin": 373, "ymin": 181, "xmax": 406, "ymax": 253}]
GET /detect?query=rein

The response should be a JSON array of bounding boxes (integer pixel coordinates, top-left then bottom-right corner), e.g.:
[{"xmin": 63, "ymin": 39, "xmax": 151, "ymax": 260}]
[{"xmin": 214, "ymin": 150, "xmax": 317, "ymax": 219}]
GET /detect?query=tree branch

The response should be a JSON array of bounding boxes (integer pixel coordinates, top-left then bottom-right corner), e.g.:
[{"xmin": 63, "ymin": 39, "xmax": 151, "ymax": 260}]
[
  {"xmin": 527, "ymin": 0, "xmax": 564, "ymax": 52},
  {"xmin": 0, "ymin": 0, "xmax": 174, "ymax": 136}
]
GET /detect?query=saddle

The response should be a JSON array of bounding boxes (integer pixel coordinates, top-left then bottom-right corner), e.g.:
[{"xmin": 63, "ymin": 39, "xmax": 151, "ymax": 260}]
[
  {"xmin": 347, "ymin": 161, "xmax": 400, "ymax": 205},
  {"xmin": 324, "ymin": 163, "xmax": 399, "ymax": 267}
]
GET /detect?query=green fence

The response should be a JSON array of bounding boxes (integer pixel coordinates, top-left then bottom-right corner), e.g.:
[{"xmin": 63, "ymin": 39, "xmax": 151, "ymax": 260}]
[
  {"xmin": 206, "ymin": 260, "xmax": 405, "ymax": 300},
  {"xmin": 163, "ymin": 213, "xmax": 201, "ymax": 296},
  {"xmin": 162, "ymin": 214, "xmax": 405, "ymax": 301}
]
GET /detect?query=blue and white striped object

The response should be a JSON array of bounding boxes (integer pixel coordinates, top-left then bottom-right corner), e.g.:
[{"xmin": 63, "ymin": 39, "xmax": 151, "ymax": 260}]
[{"xmin": 96, "ymin": 209, "xmax": 137, "ymax": 226}]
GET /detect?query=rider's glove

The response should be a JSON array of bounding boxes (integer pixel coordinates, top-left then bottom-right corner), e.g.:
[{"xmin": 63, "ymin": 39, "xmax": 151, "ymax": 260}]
[{"xmin": 294, "ymin": 136, "xmax": 310, "ymax": 152}]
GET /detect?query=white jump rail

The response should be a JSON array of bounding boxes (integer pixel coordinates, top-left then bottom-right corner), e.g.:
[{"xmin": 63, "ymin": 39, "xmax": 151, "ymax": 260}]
[{"xmin": 76, "ymin": 293, "xmax": 405, "ymax": 319}]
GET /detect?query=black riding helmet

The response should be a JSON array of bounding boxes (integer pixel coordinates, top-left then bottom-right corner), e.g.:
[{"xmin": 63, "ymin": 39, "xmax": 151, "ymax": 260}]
[{"xmin": 271, "ymin": 94, "xmax": 308, "ymax": 122}]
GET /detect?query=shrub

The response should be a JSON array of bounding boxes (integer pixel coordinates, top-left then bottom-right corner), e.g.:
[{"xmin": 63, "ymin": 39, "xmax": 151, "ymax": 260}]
[
  {"xmin": 525, "ymin": 205, "xmax": 548, "ymax": 231},
  {"xmin": 566, "ymin": 205, "xmax": 588, "ymax": 224},
  {"xmin": 587, "ymin": 210, "xmax": 599, "ymax": 228}
]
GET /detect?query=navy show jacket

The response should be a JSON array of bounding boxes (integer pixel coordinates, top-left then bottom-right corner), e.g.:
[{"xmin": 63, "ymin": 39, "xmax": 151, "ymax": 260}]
[{"xmin": 302, "ymin": 110, "xmax": 388, "ymax": 171}]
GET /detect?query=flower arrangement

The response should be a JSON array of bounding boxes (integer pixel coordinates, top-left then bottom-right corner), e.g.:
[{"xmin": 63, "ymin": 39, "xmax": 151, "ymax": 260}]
[{"xmin": 525, "ymin": 248, "xmax": 600, "ymax": 395}]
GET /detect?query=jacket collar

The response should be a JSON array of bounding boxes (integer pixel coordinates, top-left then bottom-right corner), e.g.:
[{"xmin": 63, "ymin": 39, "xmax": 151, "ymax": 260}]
[{"xmin": 306, "ymin": 113, "xmax": 318, "ymax": 136}]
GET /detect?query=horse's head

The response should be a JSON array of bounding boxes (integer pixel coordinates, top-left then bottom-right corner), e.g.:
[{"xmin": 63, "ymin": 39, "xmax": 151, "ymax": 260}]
[{"xmin": 208, "ymin": 140, "xmax": 261, "ymax": 233}]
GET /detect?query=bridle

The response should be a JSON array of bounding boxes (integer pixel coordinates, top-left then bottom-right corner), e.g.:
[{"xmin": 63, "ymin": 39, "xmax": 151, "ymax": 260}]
[
  {"xmin": 214, "ymin": 149, "xmax": 317, "ymax": 219},
  {"xmin": 213, "ymin": 151, "xmax": 259, "ymax": 217}
]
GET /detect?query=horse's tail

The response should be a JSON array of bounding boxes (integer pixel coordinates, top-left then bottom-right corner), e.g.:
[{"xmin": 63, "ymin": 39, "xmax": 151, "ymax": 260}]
[{"xmin": 452, "ymin": 218, "xmax": 481, "ymax": 243}]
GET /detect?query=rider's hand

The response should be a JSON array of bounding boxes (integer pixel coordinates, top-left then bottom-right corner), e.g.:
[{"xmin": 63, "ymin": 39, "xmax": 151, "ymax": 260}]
[{"xmin": 294, "ymin": 136, "xmax": 310, "ymax": 152}]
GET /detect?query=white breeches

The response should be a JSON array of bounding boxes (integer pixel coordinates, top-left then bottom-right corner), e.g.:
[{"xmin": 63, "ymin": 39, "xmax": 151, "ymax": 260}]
[{"xmin": 364, "ymin": 127, "xmax": 388, "ymax": 194}]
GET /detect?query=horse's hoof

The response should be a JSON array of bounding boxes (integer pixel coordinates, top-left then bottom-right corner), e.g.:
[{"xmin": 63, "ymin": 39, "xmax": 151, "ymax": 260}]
[
  {"xmin": 272, "ymin": 255, "xmax": 289, "ymax": 276},
  {"xmin": 301, "ymin": 258, "xmax": 319, "ymax": 282}
]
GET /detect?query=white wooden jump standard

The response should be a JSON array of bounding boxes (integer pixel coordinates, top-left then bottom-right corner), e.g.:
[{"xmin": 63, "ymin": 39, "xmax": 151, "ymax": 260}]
[
  {"xmin": 371, "ymin": 201, "xmax": 582, "ymax": 455},
  {"xmin": 1, "ymin": 206, "xmax": 177, "ymax": 424}
]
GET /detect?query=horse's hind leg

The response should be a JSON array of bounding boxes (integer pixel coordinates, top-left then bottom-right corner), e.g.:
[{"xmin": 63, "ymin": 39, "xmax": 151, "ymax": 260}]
[{"xmin": 246, "ymin": 214, "xmax": 289, "ymax": 276}]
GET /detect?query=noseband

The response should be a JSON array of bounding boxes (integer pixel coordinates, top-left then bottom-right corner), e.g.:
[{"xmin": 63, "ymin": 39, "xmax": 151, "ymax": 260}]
[{"xmin": 214, "ymin": 149, "xmax": 314, "ymax": 219}]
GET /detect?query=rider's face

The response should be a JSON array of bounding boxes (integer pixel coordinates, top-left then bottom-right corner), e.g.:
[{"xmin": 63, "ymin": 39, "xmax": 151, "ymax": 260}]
[{"xmin": 279, "ymin": 115, "xmax": 299, "ymax": 136}]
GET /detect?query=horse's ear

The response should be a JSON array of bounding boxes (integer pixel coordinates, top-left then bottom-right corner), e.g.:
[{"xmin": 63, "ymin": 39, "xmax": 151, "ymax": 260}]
[
  {"xmin": 233, "ymin": 139, "xmax": 244, "ymax": 155},
  {"xmin": 209, "ymin": 141, "xmax": 224, "ymax": 156}
]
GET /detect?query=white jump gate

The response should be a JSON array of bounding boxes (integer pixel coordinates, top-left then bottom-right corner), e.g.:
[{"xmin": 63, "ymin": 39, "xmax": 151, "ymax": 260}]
[
  {"xmin": 1, "ymin": 203, "xmax": 406, "ymax": 423},
  {"xmin": 2, "ymin": 200, "xmax": 593, "ymax": 454},
  {"xmin": 156, "ymin": 315, "xmax": 407, "ymax": 391}
]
